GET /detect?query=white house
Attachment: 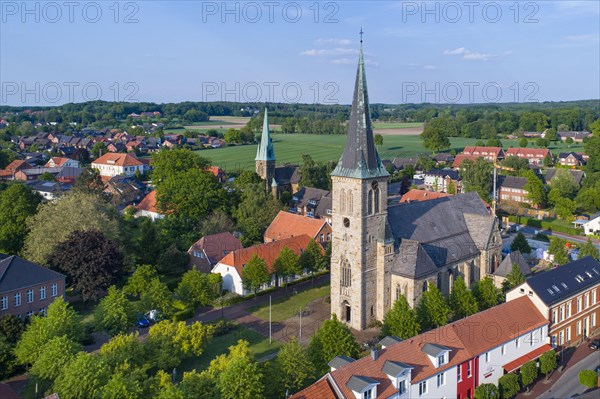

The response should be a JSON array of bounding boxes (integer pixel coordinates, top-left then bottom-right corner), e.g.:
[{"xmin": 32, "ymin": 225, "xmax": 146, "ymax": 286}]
[
  {"xmin": 91, "ymin": 153, "xmax": 145, "ymax": 178},
  {"xmin": 45, "ymin": 157, "xmax": 79, "ymax": 168},
  {"xmin": 134, "ymin": 191, "xmax": 164, "ymax": 221},
  {"xmin": 211, "ymin": 234, "xmax": 315, "ymax": 296},
  {"xmin": 583, "ymin": 213, "xmax": 600, "ymax": 236}
]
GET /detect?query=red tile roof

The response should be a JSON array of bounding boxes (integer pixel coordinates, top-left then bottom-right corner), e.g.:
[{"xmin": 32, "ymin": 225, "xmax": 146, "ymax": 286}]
[
  {"xmin": 5, "ymin": 159, "xmax": 33, "ymax": 172},
  {"xmin": 136, "ymin": 191, "xmax": 160, "ymax": 213},
  {"xmin": 45, "ymin": 157, "xmax": 70, "ymax": 167},
  {"xmin": 506, "ymin": 148, "xmax": 550, "ymax": 158},
  {"xmin": 462, "ymin": 146, "xmax": 503, "ymax": 157},
  {"xmin": 400, "ymin": 189, "xmax": 450, "ymax": 203},
  {"xmin": 93, "ymin": 152, "xmax": 143, "ymax": 166},
  {"xmin": 219, "ymin": 235, "xmax": 318, "ymax": 276},
  {"xmin": 290, "ymin": 377, "xmax": 337, "ymax": 399},
  {"xmin": 503, "ymin": 344, "xmax": 553, "ymax": 373},
  {"xmin": 452, "ymin": 154, "xmax": 481, "ymax": 168},
  {"xmin": 265, "ymin": 211, "xmax": 329, "ymax": 242}
]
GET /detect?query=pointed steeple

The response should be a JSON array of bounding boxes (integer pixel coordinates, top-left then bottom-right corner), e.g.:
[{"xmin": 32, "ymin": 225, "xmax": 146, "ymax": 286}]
[
  {"xmin": 332, "ymin": 32, "xmax": 388, "ymax": 179},
  {"xmin": 255, "ymin": 108, "xmax": 275, "ymax": 161}
]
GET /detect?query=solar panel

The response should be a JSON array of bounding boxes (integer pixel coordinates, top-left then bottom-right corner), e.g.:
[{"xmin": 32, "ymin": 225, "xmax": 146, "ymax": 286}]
[
  {"xmin": 561, "ymin": 283, "xmax": 568, "ymax": 289},
  {"xmin": 552, "ymin": 285, "xmax": 560, "ymax": 293}
]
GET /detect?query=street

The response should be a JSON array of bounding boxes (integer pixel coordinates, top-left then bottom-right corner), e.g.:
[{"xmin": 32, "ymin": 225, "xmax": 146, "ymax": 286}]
[{"xmin": 538, "ymin": 351, "xmax": 600, "ymax": 399}]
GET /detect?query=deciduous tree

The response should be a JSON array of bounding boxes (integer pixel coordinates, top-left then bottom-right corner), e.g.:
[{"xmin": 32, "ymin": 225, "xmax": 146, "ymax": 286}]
[
  {"xmin": 176, "ymin": 268, "xmax": 222, "ymax": 309},
  {"xmin": 30, "ymin": 335, "xmax": 81, "ymax": 381},
  {"xmin": 309, "ymin": 314, "xmax": 360, "ymax": 374},
  {"xmin": 242, "ymin": 254, "xmax": 271, "ymax": 296},
  {"xmin": 539, "ymin": 350, "xmax": 557, "ymax": 381},
  {"xmin": 473, "ymin": 277, "xmax": 500, "ymax": 310},
  {"xmin": 54, "ymin": 352, "xmax": 110, "ymax": 399},
  {"xmin": 150, "ymin": 149, "xmax": 210, "ymax": 184},
  {"xmin": 548, "ymin": 236, "xmax": 569, "ymax": 265},
  {"xmin": 498, "ymin": 372, "xmax": 520, "ymax": 399},
  {"xmin": 449, "ymin": 276, "xmax": 479, "ymax": 319},
  {"xmin": 277, "ymin": 337, "xmax": 316, "ymax": 394},
  {"xmin": 94, "ymin": 286, "xmax": 135, "ymax": 336},
  {"xmin": 578, "ymin": 238, "xmax": 600, "ymax": 260},
  {"xmin": 421, "ymin": 117, "xmax": 455, "ymax": 153},
  {"xmin": 0, "ymin": 184, "xmax": 41, "ymax": 255},
  {"xmin": 460, "ymin": 158, "xmax": 493, "ymax": 200},
  {"xmin": 234, "ymin": 183, "xmax": 281, "ymax": 245},
  {"xmin": 382, "ymin": 295, "xmax": 421, "ymax": 339},
  {"xmin": 274, "ymin": 245, "xmax": 300, "ymax": 286},
  {"xmin": 502, "ymin": 264, "xmax": 526, "ymax": 293},
  {"xmin": 523, "ymin": 170, "xmax": 546, "ymax": 208},
  {"xmin": 416, "ymin": 283, "xmax": 451, "ymax": 330},
  {"xmin": 474, "ymin": 383, "xmax": 499, "ymax": 399},
  {"xmin": 578, "ymin": 369, "xmax": 598, "ymax": 389},
  {"xmin": 520, "ymin": 360, "xmax": 538, "ymax": 392}
]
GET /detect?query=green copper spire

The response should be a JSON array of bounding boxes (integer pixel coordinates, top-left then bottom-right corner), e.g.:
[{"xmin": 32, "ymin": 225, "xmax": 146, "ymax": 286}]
[
  {"xmin": 255, "ymin": 108, "xmax": 275, "ymax": 161},
  {"xmin": 332, "ymin": 30, "xmax": 388, "ymax": 179}
]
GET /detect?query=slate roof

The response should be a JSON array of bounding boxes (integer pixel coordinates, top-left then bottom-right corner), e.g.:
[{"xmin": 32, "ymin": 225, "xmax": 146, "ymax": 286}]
[
  {"xmin": 328, "ymin": 355, "xmax": 355, "ymax": 369},
  {"xmin": 188, "ymin": 232, "xmax": 243, "ymax": 265},
  {"xmin": 274, "ymin": 165, "xmax": 300, "ymax": 186},
  {"xmin": 387, "ymin": 193, "xmax": 492, "ymax": 274},
  {"xmin": 497, "ymin": 175, "xmax": 528, "ymax": 190},
  {"xmin": 521, "ymin": 256, "xmax": 600, "ymax": 306},
  {"xmin": 346, "ymin": 375, "xmax": 379, "ymax": 393},
  {"xmin": 0, "ymin": 255, "xmax": 65, "ymax": 293},
  {"xmin": 381, "ymin": 360, "xmax": 413, "ymax": 376},
  {"xmin": 379, "ymin": 336, "xmax": 403, "ymax": 348},
  {"xmin": 495, "ymin": 251, "xmax": 531, "ymax": 278},
  {"xmin": 292, "ymin": 187, "xmax": 332, "ymax": 217},
  {"xmin": 422, "ymin": 343, "xmax": 450, "ymax": 357},
  {"xmin": 424, "ymin": 168, "xmax": 460, "ymax": 180}
]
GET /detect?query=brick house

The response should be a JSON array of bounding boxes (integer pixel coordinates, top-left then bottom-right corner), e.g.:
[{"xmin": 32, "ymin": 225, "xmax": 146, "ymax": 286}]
[
  {"xmin": 497, "ymin": 175, "xmax": 530, "ymax": 205},
  {"xmin": 460, "ymin": 146, "xmax": 505, "ymax": 162},
  {"xmin": 264, "ymin": 211, "xmax": 332, "ymax": 245},
  {"xmin": 558, "ymin": 152, "xmax": 585, "ymax": 167},
  {"xmin": 291, "ymin": 296, "xmax": 551, "ymax": 399},
  {"xmin": 507, "ymin": 256, "xmax": 600, "ymax": 349},
  {"xmin": 187, "ymin": 232, "xmax": 243, "ymax": 273},
  {"xmin": 505, "ymin": 148, "xmax": 551, "ymax": 165},
  {"xmin": 0, "ymin": 255, "xmax": 66, "ymax": 319}
]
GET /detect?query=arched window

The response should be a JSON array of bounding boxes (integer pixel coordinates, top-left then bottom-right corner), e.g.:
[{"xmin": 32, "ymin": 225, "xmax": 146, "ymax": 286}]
[
  {"xmin": 367, "ymin": 189, "xmax": 373, "ymax": 215},
  {"xmin": 395, "ymin": 284, "xmax": 402, "ymax": 301},
  {"xmin": 374, "ymin": 188, "xmax": 380, "ymax": 213},
  {"xmin": 340, "ymin": 189, "xmax": 346, "ymax": 213},
  {"xmin": 341, "ymin": 260, "xmax": 352, "ymax": 287},
  {"xmin": 423, "ymin": 281, "xmax": 428, "ymax": 292},
  {"xmin": 347, "ymin": 191, "xmax": 353, "ymax": 214}
]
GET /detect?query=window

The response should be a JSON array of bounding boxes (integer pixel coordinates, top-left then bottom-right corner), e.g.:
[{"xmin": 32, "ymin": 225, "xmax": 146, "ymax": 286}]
[
  {"xmin": 577, "ymin": 297, "xmax": 582, "ymax": 312},
  {"xmin": 515, "ymin": 338, "xmax": 520, "ymax": 348},
  {"xmin": 39, "ymin": 308, "xmax": 46, "ymax": 316},
  {"xmin": 559, "ymin": 306, "xmax": 564, "ymax": 322},
  {"xmin": 485, "ymin": 352, "xmax": 490, "ymax": 363},
  {"xmin": 501, "ymin": 344, "xmax": 506, "ymax": 355},
  {"xmin": 437, "ymin": 372, "xmax": 445, "ymax": 387},
  {"xmin": 51, "ymin": 283, "xmax": 58, "ymax": 297},
  {"xmin": 592, "ymin": 313, "xmax": 596, "ymax": 327},
  {"xmin": 457, "ymin": 365, "xmax": 462, "ymax": 382},
  {"xmin": 27, "ymin": 289, "xmax": 34, "ymax": 303},
  {"xmin": 566, "ymin": 303, "xmax": 571, "ymax": 318},
  {"xmin": 566, "ymin": 327, "xmax": 571, "ymax": 342},
  {"xmin": 398, "ymin": 379, "xmax": 407, "ymax": 395},
  {"xmin": 593, "ymin": 290, "xmax": 597, "ymax": 304},
  {"xmin": 467, "ymin": 361, "xmax": 472, "ymax": 377},
  {"xmin": 362, "ymin": 389, "xmax": 372, "ymax": 399},
  {"xmin": 552, "ymin": 335, "xmax": 557, "ymax": 348},
  {"xmin": 39, "ymin": 286, "xmax": 46, "ymax": 300},
  {"xmin": 437, "ymin": 354, "xmax": 446, "ymax": 367},
  {"xmin": 1, "ymin": 296, "xmax": 7, "ymax": 310},
  {"xmin": 320, "ymin": 234, "xmax": 324, "ymax": 242},
  {"xmin": 559, "ymin": 331, "xmax": 564, "ymax": 345},
  {"xmin": 585, "ymin": 293, "xmax": 590, "ymax": 308},
  {"xmin": 26, "ymin": 311, "xmax": 34, "ymax": 318},
  {"xmin": 341, "ymin": 262, "xmax": 352, "ymax": 287},
  {"xmin": 577, "ymin": 320, "xmax": 582, "ymax": 335},
  {"xmin": 419, "ymin": 381, "xmax": 427, "ymax": 396},
  {"xmin": 367, "ymin": 189, "xmax": 373, "ymax": 215},
  {"xmin": 14, "ymin": 293, "xmax": 21, "ymax": 307},
  {"xmin": 552, "ymin": 310, "xmax": 557, "ymax": 323}
]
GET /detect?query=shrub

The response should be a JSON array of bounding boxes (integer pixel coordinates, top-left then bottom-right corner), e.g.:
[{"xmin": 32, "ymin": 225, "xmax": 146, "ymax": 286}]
[{"xmin": 579, "ymin": 369, "xmax": 598, "ymax": 389}]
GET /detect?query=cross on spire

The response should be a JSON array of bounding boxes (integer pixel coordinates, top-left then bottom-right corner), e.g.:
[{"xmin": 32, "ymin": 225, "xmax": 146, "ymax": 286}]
[{"xmin": 359, "ymin": 27, "xmax": 364, "ymax": 44}]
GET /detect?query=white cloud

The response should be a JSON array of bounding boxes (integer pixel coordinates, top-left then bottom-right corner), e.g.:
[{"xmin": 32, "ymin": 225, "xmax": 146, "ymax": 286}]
[
  {"xmin": 300, "ymin": 48, "xmax": 359, "ymax": 56},
  {"xmin": 443, "ymin": 47, "xmax": 508, "ymax": 61},
  {"xmin": 315, "ymin": 38, "xmax": 352, "ymax": 46},
  {"xmin": 424, "ymin": 65, "xmax": 436, "ymax": 70},
  {"xmin": 565, "ymin": 34, "xmax": 599, "ymax": 42}
]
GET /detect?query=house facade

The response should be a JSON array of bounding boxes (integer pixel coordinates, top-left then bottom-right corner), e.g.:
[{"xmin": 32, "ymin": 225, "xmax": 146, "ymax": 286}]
[
  {"xmin": 583, "ymin": 213, "xmax": 600, "ymax": 236},
  {"xmin": 134, "ymin": 191, "xmax": 164, "ymax": 221},
  {"xmin": 423, "ymin": 169, "xmax": 461, "ymax": 193},
  {"xmin": 505, "ymin": 148, "xmax": 551, "ymax": 165},
  {"xmin": 0, "ymin": 255, "xmax": 66, "ymax": 318},
  {"xmin": 507, "ymin": 256, "xmax": 600, "ymax": 348},
  {"xmin": 558, "ymin": 152, "xmax": 585, "ymax": 167},
  {"xmin": 460, "ymin": 146, "xmax": 505, "ymax": 162},
  {"xmin": 91, "ymin": 153, "xmax": 146, "ymax": 177},
  {"xmin": 292, "ymin": 296, "xmax": 550, "ymax": 399},
  {"xmin": 497, "ymin": 175, "xmax": 530, "ymax": 205}
]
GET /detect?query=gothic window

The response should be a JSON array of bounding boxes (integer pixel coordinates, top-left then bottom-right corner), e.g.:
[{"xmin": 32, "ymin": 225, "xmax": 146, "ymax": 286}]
[
  {"xmin": 347, "ymin": 191, "xmax": 353, "ymax": 214},
  {"xmin": 396, "ymin": 284, "xmax": 402, "ymax": 301},
  {"xmin": 437, "ymin": 272, "xmax": 442, "ymax": 290},
  {"xmin": 423, "ymin": 281, "xmax": 428, "ymax": 292},
  {"xmin": 375, "ymin": 188, "xmax": 380, "ymax": 213},
  {"xmin": 367, "ymin": 189, "xmax": 373, "ymax": 215},
  {"xmin": 341, "ymin": 261, "xmax": 352, "ymax": 287},
  {"xmin": 340, "ymin": 189, "xmax": 346, "ymax": 213}
]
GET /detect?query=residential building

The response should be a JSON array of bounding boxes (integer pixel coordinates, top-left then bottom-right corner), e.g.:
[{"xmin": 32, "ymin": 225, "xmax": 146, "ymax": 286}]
[
  {"xmin": 452, "ymin": 154, "xmax": 481, "ymax": 169},
  {"xmin": 211, "ymin": 235, "xmax": 320, "ymax": 296},
  {"xmin": 187, "ymin": 232, "xmax": 243, "ymax": 273},
  {"xmin": 290, "ymin": 187, "xmax": 333, "ymax": 223},
  {"xmin": 507, "ymin": 256, "xmax": 600, "ymax": 348},
  {"xmin": 583, "ymin": 213, "xmax": 600, "ymax": 236},
  {"xmin": 0, "ymin": 159, "xmax": 34, "ymax": 180},
  {"xmin": 505, "ymin": 148, "xmax": 551, "ymax": 165},
  {"xmin": 544, "ymin": 168, "xmax": 585, "ymax": 186},
  {"xmin": 492, "ymin": 250, "xmax": 532, "ymax": 288},
  {"xmin": 460, "ymin": 146, "xmax": 505, "ymax": 162},
  {"xmin": 497, "ymin": 175, "xmax": 530, "ymax": 205},
  {"xmin": 45, "ymin": 157, "xmax": 80, "ymax": 168},
  {"xmin": 26, "ymin": 180, "xmax": 71, "ymax": 201},
  {"xmin": 558, "ymin": 152, "xmax": 585, "ymax": 167},
  {"xmin": 558, "ymin": 131, "xmax": 591, "ymax": 142},
  {"xmin": 423, "ymin": 169, "xmax": 461, "ymax": 193},
  {"xmin": 14, "ymin": 167, "xmax": 62, "ymax": 181},
  {"xmin": 134, "ymin": 191, "xmax": 164, "ymax": 221},
  {"xmin": 329, "ymin": 44, "xmax": 502, "ymax": 330},
  {"xmin": 104, "ymin": 175, "xmax": 145, "ymax": 206},
  {"xmin": 0, "ymin": 255, "xmax": 66, "ymax": 318},
  {"xmin": 91, "ymin": 153, "xmax": 146, "ymax": 178},
  {"xmin": 400, "ymin": 189, "xmax": 450, "ymax": 203},
  {"xmin": 264, "ymin": 211, "xmax": 332, "ymax": 245},
  {"xmin": 291, "ymin": 296, "xmax": 550, "ymax": 399}
]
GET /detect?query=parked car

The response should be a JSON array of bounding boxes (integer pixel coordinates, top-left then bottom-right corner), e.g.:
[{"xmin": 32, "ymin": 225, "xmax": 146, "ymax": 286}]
[
  {"xmin": 589, "ymin": 339, "xmax": 600, "ymax": 350},
  {"xmin": 136, "ymin": 314, "xmax": 150, "ymax": 328}
]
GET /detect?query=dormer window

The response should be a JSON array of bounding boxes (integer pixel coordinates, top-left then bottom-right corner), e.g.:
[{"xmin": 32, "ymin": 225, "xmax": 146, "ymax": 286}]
[{"xmin": 437, "ymin": 354, "xmax": 446, "ymax": 367}]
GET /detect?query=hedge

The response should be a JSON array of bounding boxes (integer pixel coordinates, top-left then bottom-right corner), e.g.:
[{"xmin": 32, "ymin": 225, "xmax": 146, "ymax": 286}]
[{"xmin": 507, "ymin": 216, "xmax": 581, "ymax": 236}]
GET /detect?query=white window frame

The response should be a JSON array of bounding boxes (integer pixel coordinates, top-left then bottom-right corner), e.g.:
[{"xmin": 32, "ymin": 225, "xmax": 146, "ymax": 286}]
[
  {"xmin": 559, "ymin": 330, "xmax": 564, "ymax": 345},
  {"xmin": 566, "ymin": 302, "xmax": 571, "ymax": 318},
  {"xmin": 577, "ymin": 320, "xmax": 582, "ymax": 335},
  {"xmin": 457, "ymin": 365, "xmax": 462, "ymax": 382},
  {"xmin": 14, "ymin": 293, "xmax": 21, "ymax": 307},
  {"xmin": 437, "ymin": 372, "xmax": 445, "ymax": 387},
  {"xmin": 467, "ymin": 361, "xmax": 472, "ymax": 377},
  {"xmin": 566, "ymin": 326, "xmax": 571, "ymax": 342},
  {"xmin": 398, "ymin": 379, "xmax": 407, "ymax": 395},
  {"xmin": 1, "ymin": 296, "xmax": 7, "ymax": 310},
  {"xmin": 501, "ymin": 344, "xmax": 506, "ymax": 355},
  {"xmin": 419, "ymin": 381, "xmax": 427, "ymax": 396},
  {"xmin": 39, "ymin": 286, "xmax": 46, "ymax": 300},
  {"xmin": 51, "ymin": 283, "xmax": 58, "ymax": 297},
  {"xmin": 27, "ymin": 289, "xmax": 34, "ymax": 303},
  {"xmin": 437, "ymin": 354, "xmax": 446, "ymax": 367},
  {"xmin": 577, "ymin": 297, "xmax": 582, "ymax": 312}
]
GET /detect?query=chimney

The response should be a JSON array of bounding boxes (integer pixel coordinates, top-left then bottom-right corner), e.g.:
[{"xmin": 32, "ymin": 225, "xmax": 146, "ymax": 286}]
[{"xmin": 371, "ymin": 348, "xmax": 378, "ymax": 361}]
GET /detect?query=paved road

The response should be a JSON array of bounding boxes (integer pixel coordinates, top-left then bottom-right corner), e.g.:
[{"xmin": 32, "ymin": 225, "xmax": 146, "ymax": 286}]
[
  {"xmin": 517, "ymin": 225, "xmax": 600, "ymax": 248},
  {"xmin": 538, "ymin": 351, "xmax": 600, "ymax": 399}
]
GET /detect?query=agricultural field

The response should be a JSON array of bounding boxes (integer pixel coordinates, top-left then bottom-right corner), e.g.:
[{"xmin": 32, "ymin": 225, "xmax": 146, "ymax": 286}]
[{"xmin": 198, "ymin": 134, "xmax": 584, "ymax": 171}]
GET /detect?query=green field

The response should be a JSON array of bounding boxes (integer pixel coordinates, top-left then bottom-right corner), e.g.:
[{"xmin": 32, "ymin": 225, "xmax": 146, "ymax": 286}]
[
  {"xmin": 198, "ymin": 134, "xmax": 584, "ymax": 171},
  {"xmin": 250, "ymin": 284, "xmax": 330, "ymax": 323},
  {"xmin": 373, "ymin": 122, "xmax": 424, "ymax": 129}
]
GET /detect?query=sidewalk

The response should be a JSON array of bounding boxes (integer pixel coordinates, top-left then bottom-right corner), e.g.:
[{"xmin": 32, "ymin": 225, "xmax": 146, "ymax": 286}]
[{"xmin": 515, "ymin": 336, "xmax": 599, "ymax": 399}]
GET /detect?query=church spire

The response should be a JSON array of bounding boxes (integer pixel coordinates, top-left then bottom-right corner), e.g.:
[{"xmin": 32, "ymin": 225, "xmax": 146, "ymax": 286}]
[
  {"xmin": 255, "ymin": 108, "xmax": 275, "ymax": 161},
  {"xmin": 332, "ymin": 31, "xmax": 388, "ymax": 179}
]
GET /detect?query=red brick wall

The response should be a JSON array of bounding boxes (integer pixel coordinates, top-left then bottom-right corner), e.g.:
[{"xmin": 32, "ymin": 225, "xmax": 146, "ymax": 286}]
[{"xmin": 0, "ymin": 278, "xmax": 65, "ymax": 318}]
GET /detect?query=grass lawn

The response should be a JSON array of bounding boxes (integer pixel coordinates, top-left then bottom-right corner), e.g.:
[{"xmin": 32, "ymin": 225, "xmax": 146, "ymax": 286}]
[
  {"xmin": 373, "ymin": 122, "xmax": 424, "ymax": 129},
  {"xmin": 179, "ymin": 325, "xmax": 282, "ymax": 373},
  {"xmin": 198, "ymin": 133, "xmax": 584, "ymax": 171},
  {"xmin": 249, "ymin": 284, "xmax": 330, "ymax": 323}
]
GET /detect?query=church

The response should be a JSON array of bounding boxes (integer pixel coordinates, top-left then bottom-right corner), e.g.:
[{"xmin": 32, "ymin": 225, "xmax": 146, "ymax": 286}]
[{"xmin": 330, "ymin": 41, "xmax": 502, "ymax": 331}]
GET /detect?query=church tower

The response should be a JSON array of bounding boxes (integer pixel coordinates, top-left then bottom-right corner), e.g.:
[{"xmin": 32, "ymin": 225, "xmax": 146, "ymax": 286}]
[
  {"xmin": 330, "ymin": 33, "xmax": 390, "ymax": 330},
  {"xmin": 255, "ymin": 108, "xmax": 275, "ymax": 187}
]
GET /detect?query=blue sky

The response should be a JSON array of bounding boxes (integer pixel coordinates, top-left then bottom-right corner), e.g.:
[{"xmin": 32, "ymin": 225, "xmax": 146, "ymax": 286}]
[{"xmin": 1, "ymin": 1, "xmax": 598, "ymax": 105}]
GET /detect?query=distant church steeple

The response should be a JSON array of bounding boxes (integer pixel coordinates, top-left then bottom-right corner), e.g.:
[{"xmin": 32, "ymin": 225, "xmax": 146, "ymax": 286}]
[
  {"xmin": 331, "ymin": 31, "xmax": 388, "ymax": 179},
  {"xmin": 255, "ymin": 108, "xmax": 276, "ymax": 188}
]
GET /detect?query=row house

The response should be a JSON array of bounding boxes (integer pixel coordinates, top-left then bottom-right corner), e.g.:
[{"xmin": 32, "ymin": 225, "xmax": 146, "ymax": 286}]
[
  {"xmin": 292, "ymin": 296, "xmax": 550, "ymax": 399},
  {"xmin": 187, "ymin": 232, "xmax": 243, "ymax": 273},
  {"xmin": 558, "ymin": 152, "xmax": 586, "ymax": 167},
  {"xmin": 423, "ymin": 169, "xmax": 461, "ymax": 193},
  {"xmin": 212, "ymin": 235, "xmax": 322, "ymax": 296},
  {"xmin": 507, "ymin": 256, "xmax": 600, "ymax": 349},
  {"xmin": 290, "ymin": 186, "xmax": 333, "ymax": 223},
  {"xmin": 0, "ymin": 255, "xmax": 66, "ymax": 319},
  {"xmin": 461, "ymin": 146, "xmax": 505, "ymax": 162},
  {"xmin": 91, "ymin": 152, "xmax": 147, "ymax": 178},
  {"xmin": 497, "ymin": 175, "xmax": 530, "ymax": 205},
  {"xmin": 505, "ymin": 148, "xmax": 551, "ymax": 166},
  {"xmin": 264, "ymin": 211, "xmax": 332, "ymax": 245}
]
